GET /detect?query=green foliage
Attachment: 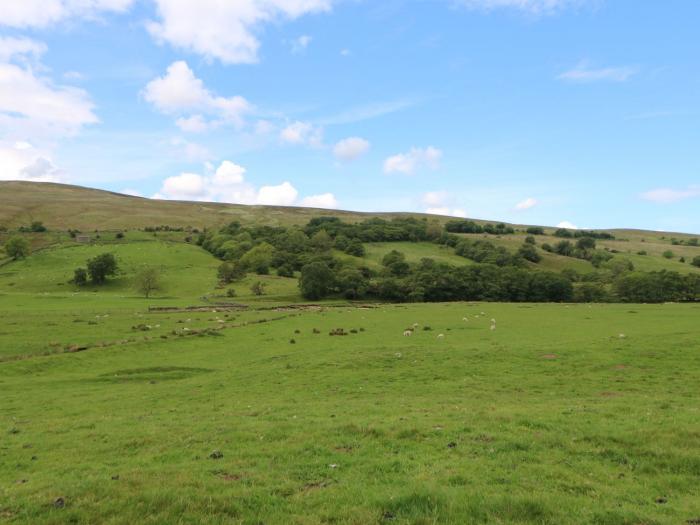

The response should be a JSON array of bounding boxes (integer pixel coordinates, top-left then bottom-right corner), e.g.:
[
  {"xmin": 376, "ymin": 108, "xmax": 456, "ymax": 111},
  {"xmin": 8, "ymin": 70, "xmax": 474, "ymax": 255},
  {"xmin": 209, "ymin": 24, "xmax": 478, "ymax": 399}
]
[
  {"xmin": 692, "ymin": 256, "xmax": 700, "ymax": 268},
  {"xmin": 662, "ymin": 250, "xmax": 674, "ymax": 259},
  {"xmin": 86, "ymin": 253, "xmax": 118, "ymax": 284},
  {"xmin": 445, "ymin": 220, "xmax": 515, "ymax": 235},
  {"xmin": 134, "ymin": 267, "xmax": 162, "ymax": 298},
  {"xmin": 524, "ymin": 235, "xmax": 536, "ymax": 245},
  {"xmin": 299, "ymin": 261, "xmax": 335, "ymax": 300},
  {"xmin": 73, "ymin": 267, "xmax": 88, "ymax": 286},
  {"xmin": 217, "ymin": 261, "xmax": 244, "ymax": 284},
  {"xmin": 250, "ymin": 281, "xmax": 266, "ymax": 296},
  {"xmin": 518, "ymin": 243, "xmax": 541, "ymax": 263},
  {"xmin": 240, "ymin": 242, "xmax": 274, "ymax": 274},
  {"xmin": 526, "ymin": 226, "xmax": 545, "ymax": 235},
  {"xmin": 5, "ymin": 236, "xmax": 29, "ymax": 259}
]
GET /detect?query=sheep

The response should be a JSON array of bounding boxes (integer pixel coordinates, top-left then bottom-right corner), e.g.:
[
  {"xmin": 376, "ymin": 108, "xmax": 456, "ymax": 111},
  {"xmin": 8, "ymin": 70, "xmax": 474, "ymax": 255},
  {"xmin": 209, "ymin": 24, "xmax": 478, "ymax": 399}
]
[
  {"xmin": 403, "ymin": 330, "xmax": 413, "ymax": 337},
  {"xmin": 437, "ymin": 334, "xmax": 444, "ymax": 339},
  {"xmin": 490, "ymin": 325, "xmax": 496, "ymax": 331},
  {"xmin": 490, "ymin": 318, "xmax": 496, "ymax": 324},
  {"xmin": 462, "ymin": 317, "xmax": 469, "ymax": 322}
]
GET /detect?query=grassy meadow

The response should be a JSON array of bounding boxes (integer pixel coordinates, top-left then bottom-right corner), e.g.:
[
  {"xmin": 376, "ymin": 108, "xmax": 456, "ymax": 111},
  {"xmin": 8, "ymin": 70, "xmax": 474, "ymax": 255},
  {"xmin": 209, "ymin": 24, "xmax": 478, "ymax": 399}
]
[
  {"xmin": 1, "ymin": 182, "xmax": 700, "ymax": 523},
  {"xmin": 1, "ymin": 231, "xmax": 699, "ymax": 524}
]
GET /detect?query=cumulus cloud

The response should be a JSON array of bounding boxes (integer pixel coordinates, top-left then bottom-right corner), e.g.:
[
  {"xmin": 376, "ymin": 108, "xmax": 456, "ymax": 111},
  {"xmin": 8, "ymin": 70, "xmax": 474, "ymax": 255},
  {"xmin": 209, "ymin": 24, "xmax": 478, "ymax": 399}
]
[
  {"xmin": 640, "ymin": 186, "xmax": 700, "ymax": 204},
  {"xmin": 558, "ymin": 61, "xmax": 638, "ymax": 83},
  {"xmin": 280, "ymin": 120, "xmax": 323, "ymax": 147},
  {"xmin": 154, "ymin": 159, "xmax": 336, "ymax": 208},
  {"xmin": 0, "ymin": 37, "xmax": 97, "ymax": 140},
  {"xmin": 0, "ymin": 0, "xmax": 134, "ymax": 29},
  {"xmin": 425, "ymin": 207, "xmax": 467, "ymax": 217},
  {"xmin": 147, "ymin": 0, "xmax": 332, "ymax": 64},
  {"xmin": 557, "ymin": 221, "xmax": 578, "ymax": 229},
  {"xmin": 333, "ymin": 137, "xmax": 370, "ymax": 162},
  {"xmin": 0, "ymin": 141, "xmax": 64, "ymax": 182},
  {"xmin": 143, "ymin": 61, "xmax": 252, "ymax": 130},
  {"xmin": 300, "ymin": 193, "xmax": 338, "ymax": 209},
  {"xmin": 515, "ymin": 197, "xmax": 538, "ymax": 210},
  {"xmin": 421, "ymin": 191, "xmax": 466, "ymax": 217},
  {"xmin": 384, "ymin": 146, "xmax": 442, "ymax": 175}
]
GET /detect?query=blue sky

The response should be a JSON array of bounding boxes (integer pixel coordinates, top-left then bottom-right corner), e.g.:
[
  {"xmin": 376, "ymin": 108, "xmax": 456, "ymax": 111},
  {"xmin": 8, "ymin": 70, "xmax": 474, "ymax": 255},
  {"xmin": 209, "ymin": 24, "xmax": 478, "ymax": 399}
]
[{"xmin": 1, "ymin": 0, "xmax": 699, "ymax": 232}]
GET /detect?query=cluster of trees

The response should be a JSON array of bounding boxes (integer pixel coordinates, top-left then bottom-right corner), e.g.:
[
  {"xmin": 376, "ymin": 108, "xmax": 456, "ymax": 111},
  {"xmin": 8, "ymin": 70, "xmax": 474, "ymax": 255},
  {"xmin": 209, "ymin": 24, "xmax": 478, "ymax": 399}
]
[
  {"xmin": 553, "ymin": 228, "xmax": 615, "ymax": 240},
  {"xmin": 18, "ymin": 221, "xmax": 47, "ymax": 233},
  {"xmin": 73, "ymin": 253, "xmax": 118, "ymax": 285},
  {"xmin": 445, "ymin": 220, "xmax": 515, "ymax": 235},
  {"xmin": 200, "ymin": 217, "xmax": 444, "ymax": 282},
  {"xmin": 299, "ymin": 256, "xmax": 573, "ymax": 302}
]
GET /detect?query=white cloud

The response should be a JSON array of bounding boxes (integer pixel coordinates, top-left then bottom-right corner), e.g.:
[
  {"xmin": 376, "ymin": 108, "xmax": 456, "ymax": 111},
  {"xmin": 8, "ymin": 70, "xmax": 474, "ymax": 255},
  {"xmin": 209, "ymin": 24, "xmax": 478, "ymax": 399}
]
[
  {"xmin": 147, "ymin": 0, "xmax": 332, "ymax": 65},
  {"xmin": 558, "ymin": 61, "xmax": 638, "ymax": 83},
  {"xmin": 557, "ymin": 221, "xmax": 578, "ymax": 229},
  {"xmin": 0, "ymin": 37, "xmax": 47, "ymax": 63},
  {"xmin": 143, "ymin": 61, "xmax": 252, "ymax": 129},
  {"xmin": 176, "ymin": 114, "xmax": 209, "ymax": 133},
  {"xmin": 384, "ymin": 146, "xmax": 442, "ymax": 175},
  {"xmin": 425, "ymin": 207, "xmax": 467, "ymax": 218},
  {"xmin": 456, "ymin": 0, "xmax": 584, "ymax": 14},
  {"xmin": 213, "ymin": 160, "xmax": 246, "ymax": 186},
  {"xmin": 0, "ymin": 46, "xmax": 97, "ymax": 140},
  {"xmin": 291, "ymin": 35, "xmax": 312, "ymax": 54},
  {"xmin": 121, "ymin": 188, "xmax": 143, "ymax": 197},
  {"xmin": 154, "ymin": 159, "xmax": 332, "ymax": 207},
  {"xmin": 0, "ymin": 141, "xmax": 63, "ymax": 182},
  {"xmin": 640, "ymin": 186, "xmax": 700, "ymax": 204},
  {"xmin": 333, "ymin": 137, "xmax": 370, "ymax": 162},
  {"xmin": 0, "ymin": 0, "xmax": 134, "ymax": 28},
  {"xmin": 256, "ymin": 181, "xmax": 299, "ymax": 206},
  {"xmin": 300, "ymin": 193, "xmax": 338, "ymax": 209},
  {"xmin": 280, "ymin": 120, "xmax": 323, "ymax": 147},
  {"xmin": 515, "ymin": 197, "xmax": 538, "ymax": 210},
  {"xmin": 421, "ymin": 191, "xmax": 466, "ymax": 217}
]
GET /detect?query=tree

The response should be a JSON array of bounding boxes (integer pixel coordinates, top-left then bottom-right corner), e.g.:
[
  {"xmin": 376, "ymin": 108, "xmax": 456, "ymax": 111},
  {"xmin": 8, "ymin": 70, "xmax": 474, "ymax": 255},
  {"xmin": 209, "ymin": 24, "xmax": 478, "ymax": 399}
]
[
  {"xmin": 86, "ymin": 253, "xmax": 118, "ymax": 284},
  {"xmin": 5, "ymin": 236, "xmax": 29, "ymax": 260},
  {"xmin": 518, "ymin": 243, "xmax": 541, "ymax": 263},
  {"xmin": 250, "ymin": 281, "xmax": 266, "ymax": 296},
  {"xmin": 576, "ymin": 237, "xmax": 596, "ymax": 251},
  {"xmin": 134, "ymin": 267, "xmax": 162, "ymax": 298},
  {"xmin": 299, "ymin": 261, "xmax": 335, "ymax": 300},
  {"xmin": 692, "ymin": 256, "xmax": 700, "ymax": 268},
  {"xmin": 73, "ymin": 267, "xmax": 88, "ymax": 286},
  {"xmin": 526, "ymin": 226, "xmax": 545, "ymax": 235},
  {"xmin": 662, "ymin": 250, "xmax": 674, "ymax": 259},
  {"xmin": 310, "ymin": 230, "xmax": 333, "ymax": 251},
  {"xmin": 218, "ymin": 261, "xmax": 245, "ymax": 284},
  {"xmin": 345, "ymin": 240, "xmax": 365, "ymax": 257},
  {"xmin": 524, "ymin": 235, "xmax": 536, "ymax": 245},
  {"xmin": 240, "ymin": 242, "xmax": 274, "ymax": 274}
]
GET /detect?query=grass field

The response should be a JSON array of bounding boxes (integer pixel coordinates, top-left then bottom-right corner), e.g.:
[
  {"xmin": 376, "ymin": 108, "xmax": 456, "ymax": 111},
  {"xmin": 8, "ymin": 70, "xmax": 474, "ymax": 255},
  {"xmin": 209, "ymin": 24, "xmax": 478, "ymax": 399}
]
[
  {"xmin": 2, "ymin": 297, "xmax": 700, "ymax": 524},
  {"xmin": 1, "ymin": 184, "xmax": 700, "ymax": 523}
]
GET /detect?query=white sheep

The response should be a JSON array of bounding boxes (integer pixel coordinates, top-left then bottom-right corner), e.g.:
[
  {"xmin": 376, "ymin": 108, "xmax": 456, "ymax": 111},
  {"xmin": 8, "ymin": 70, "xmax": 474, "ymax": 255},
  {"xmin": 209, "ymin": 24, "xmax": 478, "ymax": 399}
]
[
  {"xmin": 437, "ymin": 334, "xmax": 444, "ymax": 339},
  {"xmin": 462, "ymin": 317, "xmax": 469, "ymax": 322},
  {"xmin": 403, "ymin": 330, "xmax": 413, "ymax": 337}
]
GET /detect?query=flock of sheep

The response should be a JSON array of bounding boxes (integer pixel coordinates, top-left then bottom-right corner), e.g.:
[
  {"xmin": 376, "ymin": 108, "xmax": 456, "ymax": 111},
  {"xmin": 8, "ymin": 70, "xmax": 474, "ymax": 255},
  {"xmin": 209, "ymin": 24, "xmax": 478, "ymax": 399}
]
[{"xmin": 403, "ymin": 312, "xmax": 497, "ymax": 338}]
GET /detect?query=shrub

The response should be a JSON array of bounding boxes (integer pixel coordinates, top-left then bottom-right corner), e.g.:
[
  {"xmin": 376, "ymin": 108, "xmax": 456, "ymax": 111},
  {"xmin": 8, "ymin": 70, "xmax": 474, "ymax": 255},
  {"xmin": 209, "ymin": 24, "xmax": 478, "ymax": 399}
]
[
  {"xmin": 73, "ymin": 267, "xmax": 88, "ymax": 286},
  {"xmin": 226, "ymin": 288, "xmax": 237, "ymax": 298},
  {"xmin": 250, "ymin": 281, "xmax": 266, "ymax": 296},
  {"xmin": 518, "ymin": 243, "xmax": 541, "ymax": 263},
  {"xmin": 87, "ymin": 253, "xmax": 118, "ymax": 284},
  {"xmin": 524, "ymin": 235, "xmax": 536, "ymax": 245},
  {"xmin": 526, "ymin": 227, "xmax": 545, "ymax": 235},
  {"xmin": 692, "ymin": 256, "xmax": 700, "ymax": 268},
  {"xmin": 4, "ymin": 236, "xmax": 29, "ymax": 260},
  {"xmin": 662, "ymin": 250, "xmax": 674, "ymax": 259}
]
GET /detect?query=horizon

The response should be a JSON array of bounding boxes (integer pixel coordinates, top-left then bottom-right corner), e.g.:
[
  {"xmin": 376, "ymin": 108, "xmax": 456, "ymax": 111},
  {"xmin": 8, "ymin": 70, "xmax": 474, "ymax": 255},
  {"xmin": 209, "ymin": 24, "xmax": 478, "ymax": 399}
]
[{"xmin": 1, "ymin": 1, "xmax": 699, "ymax": 232}]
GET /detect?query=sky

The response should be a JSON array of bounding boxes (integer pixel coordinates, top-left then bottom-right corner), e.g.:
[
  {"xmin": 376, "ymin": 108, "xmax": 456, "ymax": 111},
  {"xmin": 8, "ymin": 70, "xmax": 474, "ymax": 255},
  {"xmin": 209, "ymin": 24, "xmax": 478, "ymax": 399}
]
[{"xmin": 0, "ymin": 0, "xmax": 699, "ymax": 233}]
